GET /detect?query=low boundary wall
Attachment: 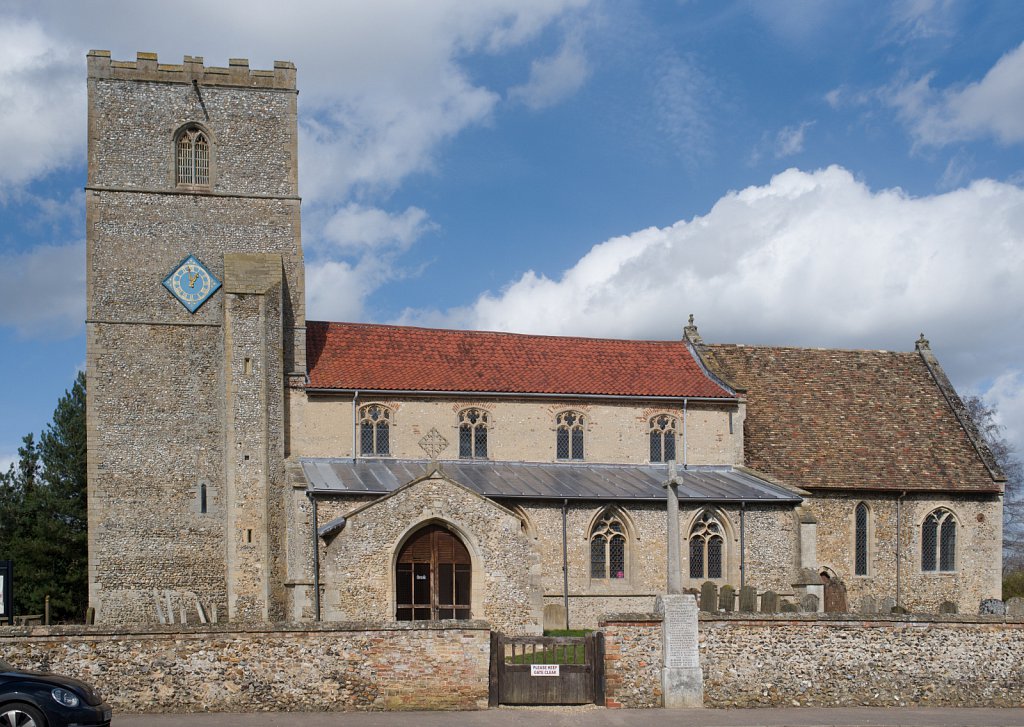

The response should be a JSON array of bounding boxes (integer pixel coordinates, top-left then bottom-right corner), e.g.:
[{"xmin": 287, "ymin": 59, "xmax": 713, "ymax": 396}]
[{"xmin": 0, "ymin": 621, "xmax": 491, "ymax": 712}]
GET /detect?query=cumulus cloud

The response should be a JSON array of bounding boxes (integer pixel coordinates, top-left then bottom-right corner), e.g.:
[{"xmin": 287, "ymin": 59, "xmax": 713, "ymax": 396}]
[
  {"xmin": 984, "ymin": 370, "xmax": 1024, "ymax": 461},
  {"xmin": 322, "ymin": 204, "xmax": 436, "ymax": 252},
  {"xmin": 508, "ymin": 33, "xmax": 589, "ymax": 110},
  {"xmin": 887, "ymin": 41, "xmax": 1024, "ymax": 147},
  {"xmin": 0, "ymin": 241, "xmax": 84, "ymax": 337}
]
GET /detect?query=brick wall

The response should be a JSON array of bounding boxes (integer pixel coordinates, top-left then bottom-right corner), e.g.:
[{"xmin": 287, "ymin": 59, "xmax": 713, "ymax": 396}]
[{"xmin": 0, "ymin": 622, "xmax": 490, "ymax": 712}]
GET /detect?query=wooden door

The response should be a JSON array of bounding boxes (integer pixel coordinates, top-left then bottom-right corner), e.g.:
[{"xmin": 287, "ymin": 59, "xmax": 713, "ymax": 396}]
[{"xmin": 396, "ymin": 524, "xmax": 471, "ymax": 621}]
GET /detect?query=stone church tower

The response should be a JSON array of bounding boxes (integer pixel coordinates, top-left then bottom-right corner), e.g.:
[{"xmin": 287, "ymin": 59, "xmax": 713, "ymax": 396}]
[{"xmin": 85, "ymin": 51, "xmax": 305, "ymax": 623}]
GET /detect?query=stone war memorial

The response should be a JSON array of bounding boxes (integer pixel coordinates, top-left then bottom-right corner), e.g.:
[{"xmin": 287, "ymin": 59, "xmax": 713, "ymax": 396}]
[{"xmin": 82, "ymin": 49, "xmax": 1005, "ymax": 632}]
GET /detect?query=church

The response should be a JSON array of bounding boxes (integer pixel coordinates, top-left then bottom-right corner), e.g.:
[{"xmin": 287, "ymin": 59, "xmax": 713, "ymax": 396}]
[{"xmin": 83, "ymin": 51, "xmax": 1004, "ymax": 633}]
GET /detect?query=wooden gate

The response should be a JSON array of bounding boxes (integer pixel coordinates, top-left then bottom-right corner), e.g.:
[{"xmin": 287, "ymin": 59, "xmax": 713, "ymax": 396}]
[{"xmin": 489, "ymin": 632, "xmax": 604, "ymax": 706}]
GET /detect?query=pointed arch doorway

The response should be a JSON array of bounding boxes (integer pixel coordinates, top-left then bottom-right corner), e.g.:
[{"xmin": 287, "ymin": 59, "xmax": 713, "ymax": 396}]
[{"xmin": 395, "ymin": 524, "xmax": 472, "ymax": 621}]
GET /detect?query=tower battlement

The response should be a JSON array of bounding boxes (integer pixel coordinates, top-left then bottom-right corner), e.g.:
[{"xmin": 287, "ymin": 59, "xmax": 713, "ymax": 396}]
[{"xmin": 87, "ymin": 50, "xmax": 296, "ymax": 91}]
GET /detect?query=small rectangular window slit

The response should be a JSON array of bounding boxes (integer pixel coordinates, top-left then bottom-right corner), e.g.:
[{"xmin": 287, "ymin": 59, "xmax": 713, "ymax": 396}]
[
  {"xmin": 729, "ymin": 411, "xmax": 734, "ymax": 434},
  {"xmin": 246, "ymin": 529, "xmax": 253, "ymax": 543},
  {"xmin": 244, "ymin": 357, "xmax": 252, "ymax": 375}
]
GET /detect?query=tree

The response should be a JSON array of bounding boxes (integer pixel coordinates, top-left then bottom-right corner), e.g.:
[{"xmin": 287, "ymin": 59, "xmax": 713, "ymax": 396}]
[
  {"xmin": 962, "ymin": 395, "xmax": 1024, "ymax": 574},
  {"xmin": 0, "ymin": 373, "xmax": 88, "ymax": 621}
]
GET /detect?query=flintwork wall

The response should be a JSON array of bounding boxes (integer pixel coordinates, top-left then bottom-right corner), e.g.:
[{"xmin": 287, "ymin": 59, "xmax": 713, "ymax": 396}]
[{"xmin": 293, "ymin": 396, "xmax": 744, "ymax": 466}]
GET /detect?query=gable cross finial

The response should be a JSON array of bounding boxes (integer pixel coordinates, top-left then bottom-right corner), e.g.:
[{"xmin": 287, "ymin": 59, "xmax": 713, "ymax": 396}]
[
  {"xmin": 683, "ymin": 313, "xmax": 702, "ymax": 344},
  {"xmin": 916, "ymin": 332, "xmax": 930, "ymax": 351},
  {"xmin": 418, "ymin": 428, "xmax": 449, "ymax": 460}
]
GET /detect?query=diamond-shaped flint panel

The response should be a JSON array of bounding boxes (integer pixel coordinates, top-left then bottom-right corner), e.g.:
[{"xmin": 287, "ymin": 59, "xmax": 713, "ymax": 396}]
[{"xmin": 418, "ymin": 428, "xmax": 449, "ymax": 460}]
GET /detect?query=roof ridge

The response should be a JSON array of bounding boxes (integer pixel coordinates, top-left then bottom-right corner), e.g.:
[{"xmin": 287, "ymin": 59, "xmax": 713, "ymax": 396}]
[{"xmin": 707, "ymin": 342, "xmax": 916, "ymax": 355}]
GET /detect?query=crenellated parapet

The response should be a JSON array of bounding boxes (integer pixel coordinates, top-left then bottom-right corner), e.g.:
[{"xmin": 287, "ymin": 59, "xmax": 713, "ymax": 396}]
[{"xmin": 87, "ymin": 50, "xmax": 296, "ymax": 91}]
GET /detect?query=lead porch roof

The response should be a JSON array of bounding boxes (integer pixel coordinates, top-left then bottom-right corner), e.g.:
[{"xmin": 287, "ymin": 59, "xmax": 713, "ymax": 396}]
[{"xmin": 300, "ymin": 458, "xmax": 802, "ymax": 503}]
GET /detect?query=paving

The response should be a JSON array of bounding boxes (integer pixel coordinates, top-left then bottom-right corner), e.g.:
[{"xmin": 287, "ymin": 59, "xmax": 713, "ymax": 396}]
[{"xmin": 114, "ymin": 707, "xmax": 1024, "ymax": 727}]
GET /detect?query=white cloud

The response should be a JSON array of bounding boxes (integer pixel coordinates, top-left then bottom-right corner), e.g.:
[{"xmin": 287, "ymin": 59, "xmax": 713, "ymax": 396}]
[
  {"xmin": 773, "ymin": 121, "xmax": 813, "ymax": 158},
  {"xmin": 322, "ymin": 204, "xmax": 436, "ymax": 252},
  {"xmin": 649, "ymin": 54, "xmax": 715, "ymax": 164},
  {"xmin": 886, "ymin": 0, "xmax": 957, "ymax": 42},
  {"xmin": 0, "ymin": 453, "xmax": 15, "ymax": 476},
  {"xmin": 984, "ymin": 370, "xmax": 1024, "ymax": 460},
  {"xmin": 888, "ymin": 41, "xmax": 1024, "ymax": 147},
  {"xmin": 0, "ymin": 241, "xmax": 84, "ymax": 337},
  {"xmin": 508, "ymin": 33, "xmax": 589, "ymax": 110}
]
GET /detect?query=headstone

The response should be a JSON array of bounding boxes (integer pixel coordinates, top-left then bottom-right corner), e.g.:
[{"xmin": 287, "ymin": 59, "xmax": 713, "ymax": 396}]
[
  {"xmin": 938, "ymin": 600, "xmax": 958, "ymax": 615},
  {"xmin": 543, "ymin": 603, "xmax": 567, "ymax": 631},
  {"xmin": 859, "ymin": 595, "xmax": 877, "ymax": 615},
  {"xmin": 760, "ymin": 590, "xmax": 779, "ymax": 613},
  {"xmin": 780, "ymin": 600, "xmax": 798, "ymax": 613},
  {"xmin": 799, "ymin": 593, "xmax": 819, "ymax": 613},
  {"xmin": 879, "ymin": 596, "xmax": 896, "ymax": 614},
  {"xmin": 823, "ymin": 578, "xmax": 848, "ymax": 613},
  {"xmin": 1006, "ymin": 597, "xmax": 1024, "ymax": 617},
  {"xmin": 700, "ymin": 581, "xmax": 718, "ymax": 613},
  {"xmin": 718, "ymin": 585, "xmax": 735, "ymax": 612},
  {"xmin": 654, "ymin": 593, "xmax": 703, "ymax": 708},
  {"xmin": 890, "ymin": 605, "xmax": 909, "ymax": 615},
  {"xmin": 980, "ymin": 598, "xmax": 1007, "ymax": 616},
  {"xmin": 739, "ymin": 585, "xmax": 757, "ymax": 613}
]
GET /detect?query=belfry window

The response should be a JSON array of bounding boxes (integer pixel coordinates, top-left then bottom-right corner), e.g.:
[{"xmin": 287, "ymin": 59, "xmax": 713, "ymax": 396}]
[
  {"xmin": 556, "ymin": 411, "xmax": 585, "ymax": 460},
  {"xmin": 854, "ymin": 502, "xmax": 869, "ymax": 576},
  {"xmin": 458, "ymin": 408, "xmax": 488, "ymax": 459},
  {"xmin": 689, "ymin": 510, "xmax": 724, "ymax": 580},
  {"xmin": 922, "ymin": 508, "xmax": 956, "ymax": 572},
  {"xmin": 358, "ymin": 404, "xmax": 391, "ymax": 456},
  {"xmin": 649, "ymin": 414, "xmax": 677, "ymax": 462},
  {"xmin": 176, "ymin": 126, "xmax": 210, "ymax": 187},
  {"xmin": 590, "ymin": 512, "xmax": 626, "ymax": 580}
]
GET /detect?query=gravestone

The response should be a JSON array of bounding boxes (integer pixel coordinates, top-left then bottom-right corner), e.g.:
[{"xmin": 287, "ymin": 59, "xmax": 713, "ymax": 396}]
[
  {"xmin": 654, "ymin": 593, "xmax": 703, "ymax": 708},
  {"xmin": 799, "ymin": 593, "xmax": 819, "ymax": 613},
  {"xmin": 718, "ymin": 585, "xmax": 735, "ymax": 612},
  {"xmin": 938, "ymin": 600, "xmax": 958, "ymax": 615},
  {"xmin": 760, "ymin": 590, "xmax": 779, "ymax": 613},
  {"xmin": 891, "ymin": 605, "xmax": 909, "ymax": 615},
  {"xmin": 780, "ymin": 600, "xmax": 798, "ymax": 613},
  {"xmin": 543, "ymin": 603, "xmax": 567, "ymax": 631},
  {"xmin": 823, "ymin": 578, "xmax": 848, "ymax": 613},
  {"xmin": 700, "ymin": 581, "xmax": 718, "ymax": 613},
  {"xmin": 879, "ymin": 596, "xmax": 896, "ymax": 614},
  {"xmin": 859, "ymin": 595, "xmax": 877, "ymax": 615},
  {"xmin": 980, "ymin": 598, "xmax": 1006, "ymax": 615},
  {"xmin": 739, "ymin": 585, "xmax": 757, "ymax": 613},
  {"xmin": 1006, "ymin": 597, "xmax": 1024, "ymax": 617}
]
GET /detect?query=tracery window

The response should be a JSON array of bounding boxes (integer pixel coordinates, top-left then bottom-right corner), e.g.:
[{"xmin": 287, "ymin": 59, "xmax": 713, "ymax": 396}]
[
  {"xmin": 590, "ymin": 512, "xmax": 626, "ymax": 580},
  {"xmin": 922, "ymin": 508, "xmax": 956, "ymax": 572},
  {"xmin": 555, "ymin": 411, "xmax": 585, "ymax": 460},
  {"xmin": 176, "ymin": 126, "xmax": 210, "ymax": 187},
  {"xmin": 854, "ymin": 502, "xmax": 869, "ymax": 576},
  {"xmin": 689, "ymin": 510, "xmax": 724, "ymax": 580},
  {"xmin": 458, "ymin": 408, "xmax": 488, "ymax": 459},
  {"xmin": 359, "ymin": 404, "xmax": 391, "ymax": 456},
  {"xmin": 649, "ymin": 414, "xmax": 677, "ymax": 462}
]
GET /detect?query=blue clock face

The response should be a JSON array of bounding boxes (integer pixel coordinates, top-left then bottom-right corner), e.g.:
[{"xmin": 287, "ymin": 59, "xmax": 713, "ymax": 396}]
[{"xmin": 163, "ymin": 254, "xmax": 221, "ymax": 313}]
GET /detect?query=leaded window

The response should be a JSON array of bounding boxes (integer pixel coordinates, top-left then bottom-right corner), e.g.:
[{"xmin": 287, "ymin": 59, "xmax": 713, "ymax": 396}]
[
  {"xmin": 689, "ymin": 510, "xmax": 724, "ymax": 579},
  {"xmin": 458, "ymin": 408, "xmax": 488, "ymax": 459},
  {"xmin": 649, "ymin": 414, "xmax": 677, "ymax": 462},
  {"xmin": 854, "ymin": 502, "xmax": 868, "ymax": 576},
  {"xmin": 590, "ymin": 513, "xmax": 626, "ymax": 580},
  {"xmin": 176, "ymin": 126, "xmax": 210, "ymax": 187},
  {"xmin": 922, "ymin": 508, "xmax": 956, "ymax": 572},
  {"xmin": 358, "ymin": 404, "xmax": 391, "ymax": 456},
  {"xmin": 556, "ymin": 411, "xmax": 585, "ymax": 460}
]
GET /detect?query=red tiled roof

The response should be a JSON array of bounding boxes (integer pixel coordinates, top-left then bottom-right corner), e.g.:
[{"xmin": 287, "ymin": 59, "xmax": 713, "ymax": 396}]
[
  {"xmin": 306, "ymin": 321, "xmax": 734, "ymax": 398},
  {"xmin": 701, "ymin": 344, "xmax": 1003, "ymax": 493}
]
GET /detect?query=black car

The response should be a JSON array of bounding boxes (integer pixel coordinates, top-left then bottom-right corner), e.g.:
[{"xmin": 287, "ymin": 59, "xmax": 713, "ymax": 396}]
[{"xmin": 0, "ymin": 659, "xmax": 112, "ymax": 727}]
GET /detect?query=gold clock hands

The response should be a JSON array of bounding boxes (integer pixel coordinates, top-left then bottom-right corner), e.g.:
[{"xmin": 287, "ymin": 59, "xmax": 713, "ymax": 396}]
[{"xmin": 188, "ymin": 271, "xmax": 199, "ymax": 288}]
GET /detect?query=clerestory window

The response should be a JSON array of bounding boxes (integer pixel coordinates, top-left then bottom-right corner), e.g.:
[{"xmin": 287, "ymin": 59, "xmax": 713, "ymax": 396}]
[
  {"xmin": 649, "ymin": 414, "xmax": 677, "ymax": 462},
  {"xmin": 555, "ymin": 411, "xmax": 585, "ymax": 460},
  {"xmin": 358, "ymin": 404, "xmax": 391, "ymax": 456},
  {"xmin": 458, "ymin": 408, "xmax": 489, "ymax": 459},
  {"xmin": 176, "ymin": 126, "xmax": 210, "ymax": 187}
]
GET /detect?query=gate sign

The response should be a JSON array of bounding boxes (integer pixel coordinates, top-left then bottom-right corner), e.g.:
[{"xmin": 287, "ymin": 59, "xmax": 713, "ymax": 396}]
[
  {"xmin": 0, "ymin": 560, "xmax": 11, "ymax": 625},
  {"xmin": 530, "ymin": 664, "xmax": 559, "ymax": 677}
]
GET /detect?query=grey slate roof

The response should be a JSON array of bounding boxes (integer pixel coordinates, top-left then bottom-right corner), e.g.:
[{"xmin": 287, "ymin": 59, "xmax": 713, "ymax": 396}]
[{"xmin": 300, "ymin": 458, "xmax": 802, "ymax": 504}]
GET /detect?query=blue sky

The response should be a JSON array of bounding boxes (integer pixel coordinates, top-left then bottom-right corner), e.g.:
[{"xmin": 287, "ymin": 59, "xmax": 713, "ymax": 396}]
[{"xmin": 1, "ymin": 0, "xmax": 1023, "ymax": 472}]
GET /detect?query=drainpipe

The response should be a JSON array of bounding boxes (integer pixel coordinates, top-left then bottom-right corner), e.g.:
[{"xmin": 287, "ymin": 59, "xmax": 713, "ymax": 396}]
[
  {"xmin": 682, "ymin": 398, "xmax": 688, "ymax": 469},
  {"xmin": 309, "ymin": 491, "xmax": 321, "ymax": 622},
  {"xmin": 352, "ymin": 390, "xmax": 360, "ymax": 459},
  {"xmin": 740, "ymin": 501, "xmax": 746, "ymax": 589},
  {"xmin": 562, "ymin": 499, "xmax": 570, "ymax": 630},
  {"xmin": 896, "ymin": 490, "xmax": 906, "ymax": 611}
]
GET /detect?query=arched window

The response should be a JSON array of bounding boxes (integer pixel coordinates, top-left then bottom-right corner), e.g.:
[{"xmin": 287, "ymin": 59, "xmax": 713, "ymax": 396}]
[
  {"xmin": 395, "ymin": 524, "xmax": 471, "ymax": 621},
  {"xmin": 556, "ymin": 411, "xmax": 585, "ymax": 460},
  {"xmin": 458, "ymin": 408, "xmax": 488, "ymax": 459},
  {"xmin": 649, "ymin": 414, "xmax": 677, "ymax": 462},
  {"xmin": 854, "ymin": 502, "xmax": 869, "ymax": 576},
  {"xmin": 922, "ymin": 508, "xmax": 956, "ymax": 572},
  {"xmin": 590, "ymin": 512, "xmax": 626, "ymax": 580},
  {"xmin": 689, "ymin": 510, "xmax": 724, "ymax": 579},
  {"xmin": 358, "ymin": 404, "xmax": 391, "ymax": 456},
  {"xmin": 176, "ymin": 126, "xmax": 210, "ymax": 187}
]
